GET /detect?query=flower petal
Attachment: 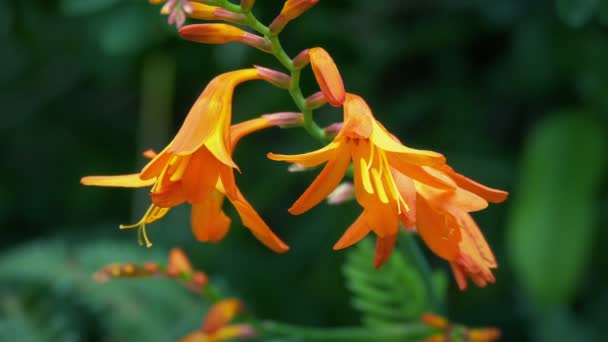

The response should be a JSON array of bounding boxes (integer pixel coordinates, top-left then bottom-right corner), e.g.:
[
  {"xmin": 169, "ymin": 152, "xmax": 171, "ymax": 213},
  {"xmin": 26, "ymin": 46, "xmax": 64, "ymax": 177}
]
[
  {"xmin": 390, "ymin": 161, "xmax": 455, "ymax": 190},
  {"xmin": 181, "ymin": 147, "xmax": 220, "ymax": 203},
  {"xmin": 373, "ymin": 123, "xmax": 445, "ymax": 166},
  {"xmin": 288, "ymin": 144, "xmax": 351, "ymax": 215},
  {"xmin": 333, "ymin": 212, "xmax": 371, "ymax": 250},
  {"xmin": 442, "ymin": 165, "xmax": 509, "ymax": 203},
  {"xmin": 80, "ymin": 173, "xmax": 154, "ymax": 188},
  {"xmin": 374, "ymin": 233, "xmax": 398, "ymax": 269},
  {"xmin": 267, "ymin": 141, "xmax": 340, "ymax": 167},
  {"xmin": 227, "ymin": 190, "xmax": 289, "ymax": 253},
  {"xmin": 230, "ymin": 117, "xmax": 272, "ymax": 149},
  {"xmin": 191, "ymin": 191, "xmax": 232, "ymax": 243},
  {"xmin": 202, "ymin": 298, "xmax": 243, "ymax": 334},
  {"xmin": 415, "ymin": 195, "xmax": 461, "ymax": 261}
]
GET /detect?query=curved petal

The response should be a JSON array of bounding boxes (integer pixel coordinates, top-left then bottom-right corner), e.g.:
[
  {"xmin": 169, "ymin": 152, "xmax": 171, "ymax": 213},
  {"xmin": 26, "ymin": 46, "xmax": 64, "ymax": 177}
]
[
  {"xmin": 191, "ymin": 191, "xmax": 231, "ymax": 243},
  {"xmin": 230, "ymin": 117, "xmax": 272, "ymax": 149},
  {"xmin": 374, "ymin": 233, "xmax": 398, "ymax": 269},
  {"xmin": 168, "ymin": 69, "xmax": 260, "ymax": 156},
  {"xmin": 288, "ymin": 144, "xmax": 351, "ymax": 215},
  {"xmin": 181, "ymin": 147, "xmax": 220, "ymax": 203},
  {"xmin": 391, "ymin": 161, "xmax": 455, "ymax": 190},
  {"xmin": 80, "ymin": 173, "xmax": 154, "ymax": 188},
  {"xmin": 267, "ymin": 141, "xmax": 340, "ymax": 167},
  {"xmin": 373, "ymin": 123, "xmax": 445, "ymax": 166},
  {"xmin": 227, "ymin": 189, "xmax": 289, "ymax": 253},
  {"xmin": 415, "ymin": 195, "xmax": 461, "ymax": 261},
  {"xmin": 442, "ymin": 165, "xmax": 509, "ymax": 203},
  {"xmin": 333, "ymin": 212, "xmax": 371, "ymax": 250}
]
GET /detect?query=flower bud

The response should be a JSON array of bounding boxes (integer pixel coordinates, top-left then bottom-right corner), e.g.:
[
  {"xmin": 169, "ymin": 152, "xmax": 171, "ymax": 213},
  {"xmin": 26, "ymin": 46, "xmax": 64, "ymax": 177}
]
[
  {"xmin": 179, "ymin": 24, "xmax": 271, "ymax": 52},
  {"xmin": 255, "ymin": 65, "xmax": 292, "ymax": 89},
  {"xmin": 309, "ymin": 47, "xmax": 345, "ymax": 107},
  {"xmin": 293, "ymin": 49, "xmax": 310, "ymax": 69},
  {"xmin": 467, "ymin": 328, "xmax": 501, "ymax": 341},
  {"xmin": 262, "ymin": 112, "xmax": 304, "ymax": 128},
  {"xmin": 323, "ymin": 122, "xmax": 343, "ymax": 139},
  {"xmin": 191, "ymin": 271, "xmax": 209, "ymax": 287},
  {"xmin": 421, "ymin": 313, "xmax": 450, "ymax": 330},
  {"xmin": 327, "ymin": 182, "xmax": 354, "ymax": 205},
  {"xmin": 142, "ymin": 148, "xmax": 158, "ymax": 159},
  {"xmin": 270, "ymin": 0, "xmax": 319, "ymax": 34},
  {"xmin": 288, "ymin": 163, "xmax": 309, "ymax": 172},
  {"xmin": 304, "ymin": 91, "xmax": 327, "ymax": 109}
]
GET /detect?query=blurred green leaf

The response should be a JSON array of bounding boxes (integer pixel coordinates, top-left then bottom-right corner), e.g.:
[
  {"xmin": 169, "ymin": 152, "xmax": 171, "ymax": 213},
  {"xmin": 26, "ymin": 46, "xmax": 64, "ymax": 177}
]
[
  {"xmin": 507, "ymin": 114, "xmax": 606, "ymax": 308},
  {"xmin": 598, "ymin": 0, "xmax": 608, "ymax": 25},
  {"xmin": 557, "ymin": 0, "xmax": 598, "ymax": 27},
  {"xmin": 60, "ymin": 0, "xmax": 121, "ymax": 16},
  {"xmin": 533, "ymin": 309, "xmax": 598, "ymax": 342},
  {"xmin": 343, "ymin": 236, "xmax": 440, "ymax": 331}
]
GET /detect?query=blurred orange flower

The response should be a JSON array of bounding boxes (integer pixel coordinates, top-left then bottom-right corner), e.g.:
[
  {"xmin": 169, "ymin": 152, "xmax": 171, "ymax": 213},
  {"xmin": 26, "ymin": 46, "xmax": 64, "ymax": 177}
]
[
  {"xmin": 181, "ymin": 299, "xmax": 255, "ymax": 342},
  {"xmin": 82, "ymin": 69, "xmax": 290, "ymax": 253},
  {"xmin": 421, "ymin": 313, "xmax": 501, "ymax": 342}
]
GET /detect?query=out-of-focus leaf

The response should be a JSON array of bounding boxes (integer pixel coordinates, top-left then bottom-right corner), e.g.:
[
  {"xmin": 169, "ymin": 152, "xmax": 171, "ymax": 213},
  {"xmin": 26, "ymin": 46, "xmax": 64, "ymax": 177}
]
[
  {"xmin": 534, "ymin": 309, "xmax": 598, "ymax": 342},
  {"xmin": 507, "ymin": 114, "xmax": 606, "ymax": 308},
  {"xmin": 99, "ymin": 6, "xmax": 164, "ymax": 57},
  {"xmin": 557, "ymin": 0, "xmax": 598, "ymax": 27},
  {"xmin": 598, "ymin": 0, "xmax": 608, "ymax": 25},
  {"xmin": 60, "ymin": 0, "xmax": 121, "ymax": 16}
]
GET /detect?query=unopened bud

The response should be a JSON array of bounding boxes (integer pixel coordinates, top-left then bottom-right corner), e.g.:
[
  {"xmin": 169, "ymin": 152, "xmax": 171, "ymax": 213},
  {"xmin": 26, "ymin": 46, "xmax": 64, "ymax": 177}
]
[
  {"xmin": 213, "ymin": 8, "xmax": 247, "ymax": 25},
  {"xmin": 179, "ymin": 24, "xmax": 271, "ymax": 52},
  {"xmin": 270, "ymin": 0, "xmax": 319, "ymax": 34},
  {"xmin": 309, "ymin": 47, "xmax": 345, "ymax": 107},
  {"xmin": 255, "ymin": 65, "xmax": 292, "ymax": 89},
  {"xmin": 323, "ymin": 122, "xmax": 343, "ymax": 138},
  {"xmin": 293, "ymin": 49, "xmax": 310, "ymax": 69},
  {"xmin": 327, "ymin": 182, "xmax": 354, "ymax": 205},
  {"xmin": 240, "ymin": 0, "xmax": 256, "ymax": 11},
  {"xmin": 466, "ymin": 328, "xmax": 501, "ymax": 342},
  {"xmin": 305, "ymin": 91, "xmax": 327, "ymax": 109},
  {"xmin": 142, "ymin": 148, "xmax": 158, "ymax": 159},
  {"xmin": 262, "ymin": 112, "xmax": 303, "ymax": 128},
  {"xmin": 421, "ymin": 313, "xmax": 450, "ymax": 330},
  {"xmin": 191, "ymin": 271, "xmax": 209, "ymax": 287}
]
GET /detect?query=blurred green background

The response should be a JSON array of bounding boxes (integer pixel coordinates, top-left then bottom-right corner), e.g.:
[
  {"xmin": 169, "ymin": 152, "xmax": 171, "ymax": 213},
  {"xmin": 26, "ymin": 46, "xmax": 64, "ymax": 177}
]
[{"xmin": 1, "ymin": 0, "xmax": 607, "ymax": 341}]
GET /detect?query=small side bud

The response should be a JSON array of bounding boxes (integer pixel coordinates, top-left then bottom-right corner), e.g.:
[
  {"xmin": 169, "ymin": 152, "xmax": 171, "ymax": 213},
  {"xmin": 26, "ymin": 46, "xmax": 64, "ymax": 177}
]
[
  {"xmin": 305, "ymin": 91, "xmax": 327, "ymax": 109},
  {"xmin": 240, "ymin": 0, "xmax": 256, "ymax": 11},
  {"xmin": 309, "ymin": 47, "xmax": 345, "ymax": 107},
  {"xmin": 327, "ymin": 182, "xmax": 354, "ymax": 205},
  {"xmin": 262, "ymin": 112, "xmax": 303, "ymax": 128},
  {"xmin": 270, "ymin": 0, "xmax": 319, "ymax": 34},
  {"xmin": 293, "ymin": 49, "xmax": 310, "ymax": 69},
  {"xmin": 256, "ymin": 65, "xmax": 292, "ymax": 89},
  {"xmin": 239, "ymin": 33, "xmax": 273, "ymax": 52},
  {"xmin": 323, "ymin": 122, "xmax": 343, "ymax": 139}
]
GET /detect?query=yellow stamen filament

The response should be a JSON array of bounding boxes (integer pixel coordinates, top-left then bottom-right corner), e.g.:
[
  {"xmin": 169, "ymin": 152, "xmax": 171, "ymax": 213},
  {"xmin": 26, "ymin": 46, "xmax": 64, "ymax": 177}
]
[
  {"xmin": 371, "ymin": 168, "xmax": 389, "ymax": 203},
  {"xmin": 359, "ymin": 157, "xmax": 374, "ymax": 194},
  {"xmin": 379, "ymin": 149, "xmax": 408, "ymax": 214},
  {"xmin": 119, "ymin": 204, "xmax": 169, "ymax": 248},
  {"xmin": 366, "ymin": 140, "xmax": 375, "ymax": 170}
]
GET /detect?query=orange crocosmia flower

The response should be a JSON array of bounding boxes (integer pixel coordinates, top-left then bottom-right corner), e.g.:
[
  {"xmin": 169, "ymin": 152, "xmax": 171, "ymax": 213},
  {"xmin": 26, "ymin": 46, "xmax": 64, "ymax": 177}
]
[
  {"xmin": 410, "ymin": 166, "xmax": 508, "ymax": 290},
  {"xmin": 181, "ymin": 299, "xmax": 255, "ymax": 342},
  {"xmin": 269, "ymin": 93, "xmax": 449, "ymax": 268},
  {"xmin": 81, "ymin": 69, "xmax": 289, "ymax": 253},
  {"xmin": 309, "ymin": 47, "xmax": 345, "ymax": 107}
]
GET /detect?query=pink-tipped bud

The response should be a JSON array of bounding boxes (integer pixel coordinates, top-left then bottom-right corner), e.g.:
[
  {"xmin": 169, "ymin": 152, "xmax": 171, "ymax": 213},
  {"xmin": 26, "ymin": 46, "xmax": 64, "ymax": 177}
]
[
  {"xmin": 241, "ymin": 0, "xmax": 256, "ymax": 11},
  {"xmin": 305, "ymin": 91, "xmax": 327, "ymax": 109},
  {"xmin": 255, "ymin": 65, "xmax": 292, "ymax": 89},
  {"xmin": 327, "ymin": 182, "xmax": 354, "ymax": 205},
  {"xmin": 262, "ymin": 112, "xmax": 303, "ymax": 128},
  {"xmin": 323, "ymin": 122, "xmax": 343, "ymax": 139},
  {"xmin": 293, "ymin": 49, "xmax": 310, "ymax": 69},
  {"xmin": 309, "ymin": 47, "xmax": 345, "ymax": 107},
  {"xmin": 213, "ymin": 8, "xmax": 247, "ymax": 25},
  {"xmin": 179, "ymin": 24, "xmax": 271, "ymax": 52},
  {"xmin": 270, "ymin": 0, "xmax": 319, "ymax": 34}
]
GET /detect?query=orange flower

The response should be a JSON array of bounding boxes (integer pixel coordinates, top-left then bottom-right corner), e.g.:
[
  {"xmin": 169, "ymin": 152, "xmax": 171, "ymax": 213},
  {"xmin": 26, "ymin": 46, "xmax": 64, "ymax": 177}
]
[
  {"xmin": 411, "ymin": 165, "xmax": 508, "ymax": 290},
  {"xmin": 82, "ymin": 69, "xmax": 291, "ymax": 253},
  {"xmin": 269, "ymin": 93, "xmax": 448, "ymax": 267},
  {"xmin": 421, "ymin": 313, "xmax": 501, "ymax": 342},
  {"xmin": 181, "ymin": 299, "xmax": 255, "ymax": 342}
]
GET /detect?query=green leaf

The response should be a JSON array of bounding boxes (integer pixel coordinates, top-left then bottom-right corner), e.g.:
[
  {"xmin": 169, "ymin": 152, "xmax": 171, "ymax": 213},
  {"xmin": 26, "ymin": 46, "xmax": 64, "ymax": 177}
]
[
  {"xmin": 343, "ymin": 237, "xmax": 438, "ymax": 329},
  {"xmin": 557, "ymin": 0, "xmax": 598, "ymax": 27},
  {"xmin": 507, "ymin": 114, "xmax": 606, "ymax": 309}
]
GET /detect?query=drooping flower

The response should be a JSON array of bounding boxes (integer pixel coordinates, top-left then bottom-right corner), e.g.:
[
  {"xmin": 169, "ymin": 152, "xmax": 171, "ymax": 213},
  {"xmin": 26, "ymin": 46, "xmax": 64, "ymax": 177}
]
[
  {"xmin": 82, "ymin": 69, "xmax": 294, "ymax": 253},
  {"xmin": 181, "ymin": 299, "xmax": 255, "ymax": 342},
  {"xmin": 409, "ymin": 166, "xmax": 508, "ymax": 290},
  {"xmin": 268, "ymin": 93, "xmax": 448, "ymax": 267}
]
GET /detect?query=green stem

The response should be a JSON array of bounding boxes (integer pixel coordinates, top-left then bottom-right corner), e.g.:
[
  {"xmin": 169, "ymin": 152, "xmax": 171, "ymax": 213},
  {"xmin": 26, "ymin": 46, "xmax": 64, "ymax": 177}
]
[
  {"xmin": 402, "ymin": 231, "xmax": 445, "ymax": 314},
  {"xmin": 260, "ymin": 321, "xmax": 433, "ymax": 341}
]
